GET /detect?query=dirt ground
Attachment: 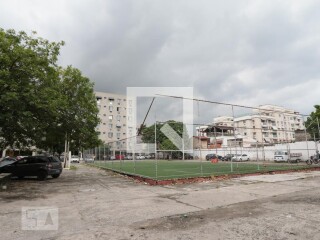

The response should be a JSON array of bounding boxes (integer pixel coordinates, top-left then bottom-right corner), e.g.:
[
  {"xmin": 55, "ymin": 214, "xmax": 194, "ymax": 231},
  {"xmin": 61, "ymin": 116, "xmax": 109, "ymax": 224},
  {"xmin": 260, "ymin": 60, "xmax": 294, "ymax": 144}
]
[{"xmin": 1, "ymin": 164, "xmax": 320, "ymax": 240}]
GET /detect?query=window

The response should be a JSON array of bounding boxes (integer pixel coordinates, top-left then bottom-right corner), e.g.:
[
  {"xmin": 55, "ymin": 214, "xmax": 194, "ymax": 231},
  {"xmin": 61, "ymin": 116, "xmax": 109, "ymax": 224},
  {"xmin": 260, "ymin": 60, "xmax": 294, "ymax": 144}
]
[
  {"xmin": 117, "ymin": 133, "xmax": 121, "ymax": 139},
  {"xmin": 109, "ymin": 106, "xmax": 113, "ymax": 111},
  {"xmin": 116, "ymin": 115, "xmax": 121, "ymax": 120},
  {"xmin": 117, "ymin": 107, "xmax": 120, "ymax": 112},
  {"xmin": 109, "ymin": 115, "xmax": 113, "ymax": 120},
  {"xmin": 109, "ymin": 123, "xmax": 113, "ymax": 128},
  {"xmin": 108, "ymin": 132, "xmax": 113, "ymax": 138}
]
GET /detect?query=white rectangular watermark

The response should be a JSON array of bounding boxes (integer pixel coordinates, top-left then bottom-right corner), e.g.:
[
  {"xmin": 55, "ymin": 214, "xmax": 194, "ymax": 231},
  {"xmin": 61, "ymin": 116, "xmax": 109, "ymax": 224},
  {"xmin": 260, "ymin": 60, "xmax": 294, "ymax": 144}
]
[
  {"xmin": 126, "ymin": 87, "xmax": 193, "ymax": 153},
  {"xmin": 21, "ymin": 207, "xmax": 58, "ymax": 230}
]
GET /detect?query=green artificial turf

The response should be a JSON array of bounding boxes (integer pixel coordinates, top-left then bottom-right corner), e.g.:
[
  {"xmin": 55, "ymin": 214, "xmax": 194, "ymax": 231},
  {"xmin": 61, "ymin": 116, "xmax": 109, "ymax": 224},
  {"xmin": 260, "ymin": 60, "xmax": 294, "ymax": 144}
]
[{"xmin": 91, "ymin": 160, "xmax": 314, "ymax": 180}]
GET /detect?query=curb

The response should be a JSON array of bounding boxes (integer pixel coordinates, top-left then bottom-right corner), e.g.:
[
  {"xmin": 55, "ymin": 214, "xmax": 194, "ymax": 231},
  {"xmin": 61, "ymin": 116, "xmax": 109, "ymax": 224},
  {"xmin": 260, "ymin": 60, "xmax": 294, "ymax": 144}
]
[{"xmin": 87, "ymin": 164, "xmax": 320, "ymax": 185}]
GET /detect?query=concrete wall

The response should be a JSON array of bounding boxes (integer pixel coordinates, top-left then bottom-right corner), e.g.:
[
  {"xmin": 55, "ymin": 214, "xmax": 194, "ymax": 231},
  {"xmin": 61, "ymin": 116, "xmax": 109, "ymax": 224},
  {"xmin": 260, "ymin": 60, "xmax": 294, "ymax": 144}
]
[{"xmin": 194, "ymin": 141, "xmax": 319, "ymax": 161}]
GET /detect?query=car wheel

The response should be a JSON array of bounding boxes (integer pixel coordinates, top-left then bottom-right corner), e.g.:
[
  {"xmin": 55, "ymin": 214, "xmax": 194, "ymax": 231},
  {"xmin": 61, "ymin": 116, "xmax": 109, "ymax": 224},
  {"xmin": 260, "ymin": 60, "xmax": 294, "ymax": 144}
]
[
  {"xmin": 37, "ymin": 171, "xmax": 48, "ymax": 180},
  {"xmin": 239, "ymin": 158, "xmax": 242, "ymax": 161},
  {"xmin": 51, "ymin": 174, "xmax": 60, "ymax": 178},
  {"xmin": 247, "ymin": 158, "xmax": 250, "ymax": 161}
]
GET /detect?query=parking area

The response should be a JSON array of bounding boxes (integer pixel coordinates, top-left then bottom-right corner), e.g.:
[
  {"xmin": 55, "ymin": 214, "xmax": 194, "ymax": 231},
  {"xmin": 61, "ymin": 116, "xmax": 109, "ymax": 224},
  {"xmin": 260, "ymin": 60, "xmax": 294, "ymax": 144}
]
[{"xmin": 1, "ymin": 164, "xmax": 320, "ymax": 239}]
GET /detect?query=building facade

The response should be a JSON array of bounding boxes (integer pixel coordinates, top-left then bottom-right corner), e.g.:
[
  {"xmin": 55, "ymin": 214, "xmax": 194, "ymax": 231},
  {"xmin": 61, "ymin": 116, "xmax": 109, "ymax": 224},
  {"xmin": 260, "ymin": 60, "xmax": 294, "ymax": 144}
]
[
  {"xmin": 95, "ymin": 92, "xmax": 127, "ymax": 152},
  {"xmin": 235, "ymin": 105, "xmax": 304, "ymax": 144},
  {"xmin": 196, "ymin": 105, "xmax": 305, "ymax": 147}
]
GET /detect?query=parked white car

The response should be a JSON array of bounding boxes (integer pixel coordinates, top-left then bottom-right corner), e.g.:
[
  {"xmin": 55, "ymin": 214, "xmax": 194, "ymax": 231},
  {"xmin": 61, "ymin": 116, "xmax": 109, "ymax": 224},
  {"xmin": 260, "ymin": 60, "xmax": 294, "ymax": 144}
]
[
  {"xmin": 71, "ymin": 155, "xmax": 80, "ymax": 163},
  {"xmin": 136, "ymin": 155, "xmax": 145, "ymax": 160},
  {"xmin": 84, "ymin": 155, "xmax": 95, "ymax": 163},
  {"xmin": 231, "ymin": 154, "xmax": 250, "ymax": 161}
]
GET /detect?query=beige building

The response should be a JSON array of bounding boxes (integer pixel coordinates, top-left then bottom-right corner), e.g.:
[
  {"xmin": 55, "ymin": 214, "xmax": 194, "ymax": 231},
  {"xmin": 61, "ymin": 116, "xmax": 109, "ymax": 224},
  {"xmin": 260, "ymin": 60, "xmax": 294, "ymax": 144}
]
[
  {"xmin": 235, "ymin": 105, "xmax": 304, "ymax": 144},
  {"xmin": 227, "ymin": 105, "xmax": 304, "ymax": 144},
  {"xmin": 95, "ymin": 92, "xmax": 128, "ymax": 151},
  {"xmin": 196, "ymin": 105, "xmax": 305, "ymax": 147}
]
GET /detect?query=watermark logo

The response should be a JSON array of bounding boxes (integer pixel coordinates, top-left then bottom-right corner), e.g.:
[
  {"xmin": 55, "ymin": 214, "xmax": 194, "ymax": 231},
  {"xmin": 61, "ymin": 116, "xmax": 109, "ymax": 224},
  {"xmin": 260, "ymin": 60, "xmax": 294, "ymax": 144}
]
[
  {"xmin": 126, "ymin": 87, "xmax": 193, "ymax": 152},
  {"xmin": 160, "ymin": 123, "xmax": 190, "ymax": 150},
  {"xmin": 21, "ymin": 207, "xmax": 58, "ymax": 230}
]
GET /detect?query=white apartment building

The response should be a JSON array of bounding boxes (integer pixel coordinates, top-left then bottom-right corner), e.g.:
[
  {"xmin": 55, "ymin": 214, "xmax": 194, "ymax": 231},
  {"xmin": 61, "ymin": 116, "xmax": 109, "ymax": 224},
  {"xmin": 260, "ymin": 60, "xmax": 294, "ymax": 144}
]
[
  {"xmin": 213, "ymin": 116, "xmax": 234, "ymax": 127},
  {"xmin": 95, "ymin": 92, "xmax": 128, "ymax": 152},
  {"xmin": 196, "ymin": 105, "xmax": 305, "ymax": 147},
  {"xmin": 230, "ymin": 105, "xmax": 304, "ymax": 144}
]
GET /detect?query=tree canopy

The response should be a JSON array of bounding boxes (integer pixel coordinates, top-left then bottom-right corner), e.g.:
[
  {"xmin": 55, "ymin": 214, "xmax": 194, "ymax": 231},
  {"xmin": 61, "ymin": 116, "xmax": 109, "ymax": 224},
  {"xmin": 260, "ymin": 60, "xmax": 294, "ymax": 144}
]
[
  {"xmin": 141, "ymin": 120, "xmax": 190, "ymax": 151},
  {"xmin": 0, "ymin": 28, "xmax": 101, "ymax": 154},
  {"xmin": 306, "ymin": 105, "xmax": 320, "ymax": 140}
]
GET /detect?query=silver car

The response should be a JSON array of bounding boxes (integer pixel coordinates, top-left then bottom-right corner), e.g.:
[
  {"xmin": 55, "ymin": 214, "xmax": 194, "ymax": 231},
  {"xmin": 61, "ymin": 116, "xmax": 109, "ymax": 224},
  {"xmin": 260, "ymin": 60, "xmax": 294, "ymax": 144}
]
[
  {"xmin": 231, "ymin": 154, "xmax": 250, "ymax": 161},
  {"xmin": 84, "ymin": 156, "xmax": 95, "ymax": 163}
]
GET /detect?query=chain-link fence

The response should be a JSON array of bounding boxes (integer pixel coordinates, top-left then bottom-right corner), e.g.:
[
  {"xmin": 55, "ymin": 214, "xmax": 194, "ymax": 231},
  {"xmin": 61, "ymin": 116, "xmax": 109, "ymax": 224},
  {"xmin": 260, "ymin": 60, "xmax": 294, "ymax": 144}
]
[{"xmin": 84, "ymin": 96, "xmax": 320, "ymax": 180}]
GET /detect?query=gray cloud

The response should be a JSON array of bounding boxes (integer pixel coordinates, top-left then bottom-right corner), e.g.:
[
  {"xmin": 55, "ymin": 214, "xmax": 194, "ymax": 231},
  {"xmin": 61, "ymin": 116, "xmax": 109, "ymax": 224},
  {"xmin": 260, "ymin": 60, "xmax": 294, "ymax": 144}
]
[{"xmin": 1, "ymin": 0, "xmax": 320, "ymax": 124}]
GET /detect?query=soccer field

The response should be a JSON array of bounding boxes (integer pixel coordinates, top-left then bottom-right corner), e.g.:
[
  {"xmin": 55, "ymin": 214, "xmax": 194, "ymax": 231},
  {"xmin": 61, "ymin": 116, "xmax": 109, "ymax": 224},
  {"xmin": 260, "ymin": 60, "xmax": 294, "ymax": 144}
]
[{"xmin": 91, "ymin": 160, "xmax": 313, "ymax": 180}]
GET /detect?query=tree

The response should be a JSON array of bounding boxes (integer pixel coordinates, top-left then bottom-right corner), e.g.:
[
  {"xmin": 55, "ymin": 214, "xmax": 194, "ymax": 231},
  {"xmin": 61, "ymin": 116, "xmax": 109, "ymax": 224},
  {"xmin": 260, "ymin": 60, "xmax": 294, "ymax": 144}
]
[
  {"xmin": 36, "ymin": 66, "xmax": 102, "ymax": 154},
  {"xmin": 0, "ymin": 29, "xmax": 101, "ymax": 155},
  {"xmin": 141, "ymin": 120, "xmax": 190, "ymax": 158},
  {"xmin": 0, "ymin": 29, "xmax": 64, "ymax": 151},
  {"xmin": 306, "ymin": 105, "xmax": 320, "ymax": 140},
  {"xmin": 59, "ymin": 66, "xmax": 102, "ymax": 151}
]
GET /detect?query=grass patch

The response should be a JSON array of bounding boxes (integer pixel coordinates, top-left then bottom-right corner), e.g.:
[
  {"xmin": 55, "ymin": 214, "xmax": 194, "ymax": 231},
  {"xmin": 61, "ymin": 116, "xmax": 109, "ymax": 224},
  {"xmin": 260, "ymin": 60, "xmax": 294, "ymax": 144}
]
[
  {"xmin": 91, "ymin": 160, "xmax": 314, "ymax": 180},
  {"xmin": 69, "ymin": 165, "xmax": 78, "ymax": 170}
]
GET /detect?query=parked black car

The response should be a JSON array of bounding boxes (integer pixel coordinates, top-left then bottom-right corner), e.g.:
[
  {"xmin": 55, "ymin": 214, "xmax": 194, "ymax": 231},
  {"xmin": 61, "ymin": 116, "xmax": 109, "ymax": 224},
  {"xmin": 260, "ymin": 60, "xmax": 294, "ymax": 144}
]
[
  {"xmin": 222, "ymin": 154, "xmax": 235, "ymax": 161},
  {"xmin": 205, "ymin": 154, "xmax": 223, "ymax": 161},
  {"xmin": 0, "ymin": 156, "xmax": 62, "ymax": 180}
]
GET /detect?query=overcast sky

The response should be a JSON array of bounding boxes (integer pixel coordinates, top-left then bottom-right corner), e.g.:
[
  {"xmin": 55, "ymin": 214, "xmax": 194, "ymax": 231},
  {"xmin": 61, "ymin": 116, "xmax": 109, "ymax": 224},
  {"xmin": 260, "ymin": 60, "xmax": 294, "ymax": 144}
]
[{"xmin": 1, "ymin": 0, "xmax": 320, "ymax": 124}]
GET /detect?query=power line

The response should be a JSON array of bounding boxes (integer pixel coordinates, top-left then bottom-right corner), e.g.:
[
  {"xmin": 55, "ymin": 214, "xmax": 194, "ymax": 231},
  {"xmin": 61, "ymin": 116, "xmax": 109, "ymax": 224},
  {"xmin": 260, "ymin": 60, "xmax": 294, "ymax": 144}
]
[
  {"xmin": 156, "ymin": 94, "xmax": 310, "ymax": 117},
  {"xmin": 137, "ymin": 97, "xmax": 155, "ymax": 136}
]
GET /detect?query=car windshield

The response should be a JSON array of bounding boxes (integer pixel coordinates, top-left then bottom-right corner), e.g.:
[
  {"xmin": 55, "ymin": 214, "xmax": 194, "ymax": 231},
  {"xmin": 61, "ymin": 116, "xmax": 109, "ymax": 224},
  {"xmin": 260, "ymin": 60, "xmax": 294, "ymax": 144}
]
[
  {"xmin": 275, "ymin": 151, "xmax": 285, "ymax": 155},
  {"xmin": 50, "ymin": 156, "xmax": 60, "ymax": 162},
  {"xmin": 1, "ymin": 157, "xmax": 15, "ymax": 161}
]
